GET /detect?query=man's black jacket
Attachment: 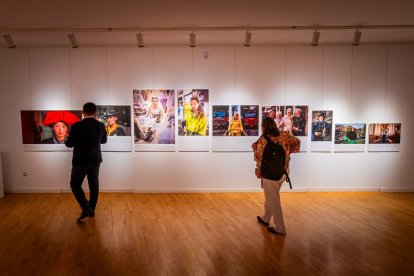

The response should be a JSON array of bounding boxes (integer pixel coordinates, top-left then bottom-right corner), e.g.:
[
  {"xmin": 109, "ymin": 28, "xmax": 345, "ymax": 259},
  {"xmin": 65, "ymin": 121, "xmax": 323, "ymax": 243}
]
[{"xmin": 65, "ymin": 117, "xmax": 107, "ymax": 166}]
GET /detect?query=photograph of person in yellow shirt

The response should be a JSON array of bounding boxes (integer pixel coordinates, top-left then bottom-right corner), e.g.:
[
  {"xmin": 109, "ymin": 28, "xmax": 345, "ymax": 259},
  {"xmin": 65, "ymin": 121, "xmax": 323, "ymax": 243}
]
[{"xmin": 178, "ymin": 89, "xmax": 209, "ymax": 136}]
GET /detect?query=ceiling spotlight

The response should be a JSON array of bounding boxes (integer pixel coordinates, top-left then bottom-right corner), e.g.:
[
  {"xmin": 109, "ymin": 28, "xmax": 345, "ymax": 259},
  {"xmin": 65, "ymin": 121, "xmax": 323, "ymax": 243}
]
[
  {"xmin": 244, "ymin": 31, "xmax": 252, "ymax": 47},
  {"xmin": 189, "ymin": 32, "xmax": 196, "ymax": 47},
  {"xmin": 136, "ymin": 32, "xmax": 145, "ymax": 48},
  {"xmin": 68, "ymin": 33, "xmax": 79, "ymax": 48},
  {"xmin": 352, "ymin": 30, "xmax": 362, "ymax": 46},
  {"xmin": 311, "ymin": 30, "xmax": 320, "ymax": 46},
  {"xmin": 3, "ymin": 33, "xmax": 16, "ymax": 48}
]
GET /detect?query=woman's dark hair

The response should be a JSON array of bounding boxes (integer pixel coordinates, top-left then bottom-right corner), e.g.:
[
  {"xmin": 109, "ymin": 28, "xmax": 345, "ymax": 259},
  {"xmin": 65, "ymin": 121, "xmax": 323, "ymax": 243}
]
[
  {"xmin": 83, "ymin": 102, "xmax": 97, "ymax": 115},
  {"xmin": 262, "ymin": 117, "xmax": 280, "ymax": 137}
]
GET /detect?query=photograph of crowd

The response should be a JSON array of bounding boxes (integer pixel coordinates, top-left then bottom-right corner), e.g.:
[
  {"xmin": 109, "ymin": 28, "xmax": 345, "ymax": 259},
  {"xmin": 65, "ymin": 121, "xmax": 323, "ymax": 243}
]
[
  {"xmin": 178, "ymin": 89, "xmax": 209, "ymax": 136},
  {"xmin": 335, "ymin": 123, "xmax": 366, "ymax": 144},
  {"xmin": 133, "ymin": 90, "xmax": 175, "ymax": 144},
  {"xmin": 21, "ymin": 110, "xmax": 82, "ymax": 144},
  {"xmin": 262, "ymin": 105, "xmax": 308, "ymax": 136},
  {"xmin": 311, "ymin": 111, "xmax": 333, "ymax": 141},
  {"xmin": 369, "ymin": 123, "xmax": 401, "ymax": 144},
  {"xmin": 212, "ymin": 105, "xmax": 259, "ymax": 136},
  {"xmin": 95, "ymin": 106, "xmax": 131, "ymax": 136}
]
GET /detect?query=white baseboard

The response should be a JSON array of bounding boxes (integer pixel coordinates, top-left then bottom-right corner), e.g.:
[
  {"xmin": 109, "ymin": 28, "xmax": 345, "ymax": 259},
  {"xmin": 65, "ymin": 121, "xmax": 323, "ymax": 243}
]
[
  {"xmin": 280, "ymin": 187, "xmax": 307, "ymax": 192},
  {"xmin": 61, "ymin": 188, "xmax": 135, "ymax": 193},
  {"xmin": 134, "ymin": 188, "xmax": 264, "ymax": 193},
  {"xmin": 307, "ymin": 187, "xmax": 380, "ymax": 192},
  {"xmin": 380, "ymin": 187, "xmax": 414, "ymax": 192},
  {"xmin": 4, "ymin": 188, "xmax": 62, "ymax": 193},
  {"xmin": 3, "ymin": 187, "xmax": 412, "ymax": 194}
]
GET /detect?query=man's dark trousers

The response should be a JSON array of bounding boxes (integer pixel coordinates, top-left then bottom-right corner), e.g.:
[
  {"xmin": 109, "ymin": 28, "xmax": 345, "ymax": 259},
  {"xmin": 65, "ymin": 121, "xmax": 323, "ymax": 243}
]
[
  {"xmin": 65, "ymin": 116, "xmax": 107, "ymax": 214},
  {"xmin": 70, "ymin": 163, "xmax": 101, "ymax": 211}
]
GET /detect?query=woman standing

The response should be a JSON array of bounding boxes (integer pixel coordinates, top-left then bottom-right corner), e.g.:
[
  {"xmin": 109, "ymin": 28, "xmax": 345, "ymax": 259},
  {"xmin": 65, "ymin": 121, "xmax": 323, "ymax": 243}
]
[
  {"xmin": 253, "ymin": 117, "xmax": 300, "ymax": 235},
  {"xmin": 227, "ymin": 111, "xmax": 243, "ymax": 136},
  {"xmin": 185, "ymin": 94, "xmax": 207, "ymax": 136}
]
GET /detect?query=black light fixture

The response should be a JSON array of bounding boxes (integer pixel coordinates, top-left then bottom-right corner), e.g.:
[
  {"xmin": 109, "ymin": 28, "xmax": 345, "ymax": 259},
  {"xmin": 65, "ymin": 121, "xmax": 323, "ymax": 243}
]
[
  {"xmin": 352, "ymin": 30, "xmax": 362, "ymax": 46},
  {"xmin": 68, "ymin": 33, "xmax": 79, "ymax": 48},
  {"xmin": 311, "ymin": 30, "xmax": 320, "ymax": 46},
  {"xmin": 244, "ymin": 31, "xmax": 252, "ymax": 47},
  {"xmin": 136, "ymin": 32, "xmax": 145, "ymax": 48},
  {"xmin": 3, "ymin": 33, "xmax": 16, "ymax": 48},
  {"xmin": 189, "ymin": 32, "xmax": 196, "ymax": 47}
]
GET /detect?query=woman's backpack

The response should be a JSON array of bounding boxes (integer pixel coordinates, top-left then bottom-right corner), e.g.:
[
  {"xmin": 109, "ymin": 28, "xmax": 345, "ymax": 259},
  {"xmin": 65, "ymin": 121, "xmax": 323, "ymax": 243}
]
[{"xmin": 260, "ymin": 135, "xmax": 292, "ymax": 188}]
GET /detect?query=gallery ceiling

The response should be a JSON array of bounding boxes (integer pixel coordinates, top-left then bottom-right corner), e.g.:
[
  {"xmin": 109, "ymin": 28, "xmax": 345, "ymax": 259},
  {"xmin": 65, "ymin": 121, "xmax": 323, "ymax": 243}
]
[{"xmin": 1, "ymin": 0, "xmax": 414, "ymax": 47}]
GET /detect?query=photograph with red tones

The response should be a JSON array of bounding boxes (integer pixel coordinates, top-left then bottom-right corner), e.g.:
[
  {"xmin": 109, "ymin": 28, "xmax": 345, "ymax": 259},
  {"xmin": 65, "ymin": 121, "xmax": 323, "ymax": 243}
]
[
  {"xmin": 21, "ymin": 110, "xmax": 82, "ymax": 144},
  {"xmin": 213, "ymin": 105, "xmax": 259, "ymax": 136}
]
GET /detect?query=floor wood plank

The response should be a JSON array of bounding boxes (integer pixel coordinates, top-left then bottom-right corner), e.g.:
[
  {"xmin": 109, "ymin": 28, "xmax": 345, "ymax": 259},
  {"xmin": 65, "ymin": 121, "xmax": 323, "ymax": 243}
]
[{"xmin": 0, "ymin": 192, "xmax": 413, "ymax": 275}]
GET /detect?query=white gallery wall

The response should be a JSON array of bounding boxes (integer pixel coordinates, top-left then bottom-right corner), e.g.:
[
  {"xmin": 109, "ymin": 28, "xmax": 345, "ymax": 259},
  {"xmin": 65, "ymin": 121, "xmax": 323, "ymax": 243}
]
[{"xmin": 0, "ymin": 45, "xmax": 413, "ymax": 193}]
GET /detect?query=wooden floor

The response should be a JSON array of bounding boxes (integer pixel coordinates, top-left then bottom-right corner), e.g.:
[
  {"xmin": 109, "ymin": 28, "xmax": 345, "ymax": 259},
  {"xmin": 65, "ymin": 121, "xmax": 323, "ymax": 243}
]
[{"xmin": 0, "ymin": 192, "xmax": 413, "ymax": 276}]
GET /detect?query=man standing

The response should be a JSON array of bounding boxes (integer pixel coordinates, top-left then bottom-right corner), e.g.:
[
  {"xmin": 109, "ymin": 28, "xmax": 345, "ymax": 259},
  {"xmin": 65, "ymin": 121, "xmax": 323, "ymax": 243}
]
[{"xmin": 65, "ymin": 102, "xmax": 107, "ymax": 221}]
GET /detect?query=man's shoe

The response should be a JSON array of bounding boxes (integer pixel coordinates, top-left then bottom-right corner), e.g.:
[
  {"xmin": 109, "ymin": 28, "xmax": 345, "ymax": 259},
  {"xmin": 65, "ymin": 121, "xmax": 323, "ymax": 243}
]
[
  {"xmin": 77, "ymin": 209, "xmax": 93, "ymax": 221},
  {"xmin": 257, "ymin": 216, "xmax": 269, "ymax": 226},
  {"xmin": 89, "ymin": 210, "xmax": 95, "ymax": 217},
  {"xmin": 267, "ymin": 227, "xmax": 286, "ymax": 235}
]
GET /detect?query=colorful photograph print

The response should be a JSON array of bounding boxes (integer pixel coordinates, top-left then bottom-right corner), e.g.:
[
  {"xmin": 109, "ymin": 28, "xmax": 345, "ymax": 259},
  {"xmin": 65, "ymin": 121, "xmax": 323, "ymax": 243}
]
[
  {"xmin": 21, "ymin": 110, "xmax": 82, "ymax": 144},
  {"xmin": 262, "ymin": 105, "xmax": 308, "ymax": 136},
  {"xmin": 311, "ymin": 111, "xmax": 333, "ymax": 142},
  {"xmin": 96, "ymin": 106, "xmax": 131, "ymax": 136},
  {"xmin": 133, "ymin": 90, "xmax": 175, "ymax": 144},
  {"xmin": 335, "ymin": 124, "xmax": 366, "ymax": 144},
  {"xmin": 369, "ymin": 123, "xmax": 401, "ymax": 144},
  {"xmin": 213, "ymin": 105, "xmax": 259, "ymax": 136},
  {"xmin": 178, "ymin": 89, "xmax": 209, "ymax": 136}
]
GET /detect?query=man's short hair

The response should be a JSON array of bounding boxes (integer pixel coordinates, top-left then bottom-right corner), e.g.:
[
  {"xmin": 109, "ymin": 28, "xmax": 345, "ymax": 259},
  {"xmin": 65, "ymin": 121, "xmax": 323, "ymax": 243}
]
[{"xmin": 83, "ymin": 102, "xmax": 97, "ymax": 115}]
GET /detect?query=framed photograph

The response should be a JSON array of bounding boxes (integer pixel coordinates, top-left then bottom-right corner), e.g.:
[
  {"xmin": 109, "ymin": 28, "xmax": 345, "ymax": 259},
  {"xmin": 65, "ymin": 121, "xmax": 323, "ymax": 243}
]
[
  {"xmin": 96, "ymin": 105, "xmax": 131, "ymax": 137},
  {"xmin": 334, "ymin": 123, "xmax": 366, "ymax": 152},
  {"xmin": 133, "ymin": 89, "xmax": 176, "ymax": 151},
  {"xmin": 335, "ymin": 123, "xmax": 366, "ymax": 144},
  {"xmin": 213, "ymin": 105, "xmax": 259, "ymax": 137},
  {"xmin": 262, "ymin": 105, "xmax": 309, "ymax": 151},
  {"xmin": 177, "ymin": 89, "xmax": 209, "ymax": 151},
  {"xmin": 262, "ymin": 105, "xmax": 308, "ymax": 136},
  {"xmin": 21, "ymin": 110, "xmax": 82, "ymax": 151},
  {"xmin": 368, "ymin": 123, "xmax": 401, "ymax": 152},
  {"xmin": 311, "ymin": 111, "xmax": 333, "ymax": 142},
  {"xmin": 178, "ymin": 89, "xmax": 209, "ymax": 136},
  {"xmin": 96, "ymin": 105, "xmax": 132, "ymax": 152}
]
